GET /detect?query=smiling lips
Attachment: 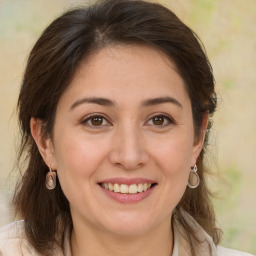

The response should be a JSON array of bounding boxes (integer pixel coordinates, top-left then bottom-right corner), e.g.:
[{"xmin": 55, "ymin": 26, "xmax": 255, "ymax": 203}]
[
  {"xmin": 98, "ymin": 178, "xmax": 157, "ymax": 203},
  {"xmin": 100, "ymin": 183, "xmax": 152, "ymax": 194}
]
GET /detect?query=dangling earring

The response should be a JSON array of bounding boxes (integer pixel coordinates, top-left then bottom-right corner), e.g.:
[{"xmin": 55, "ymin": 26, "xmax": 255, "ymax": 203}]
[
  {"xmin": 188, "ymin": 164, "xmax": 200, "ymax": 189},
  {"xmin": 46, "ymin": 167, "xmax": 56, "ymax": 190}
]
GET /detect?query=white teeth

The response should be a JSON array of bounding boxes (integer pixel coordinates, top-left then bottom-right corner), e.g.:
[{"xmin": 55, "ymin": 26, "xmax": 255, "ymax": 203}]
[
  {"xmin": 120, "ymin": 184, "xmax": 129, "ymax": 194},
  {"xmin": 108, "ymin": 183, "xmax": 114, "ymax": 191},
  {"xmin": 129, "ymin": 184, "xmax": 138, "ymax": 194},
  {"xmin": 101, "ymin": 182, "xmax": 153, "ymax": 194},
  {"xmin": 137, "ymin": 184, "xmax": 144, "ymax": 192},
  {"xmin": 114, "ymin": 183, "xmax": 120, "ymax": 192}
]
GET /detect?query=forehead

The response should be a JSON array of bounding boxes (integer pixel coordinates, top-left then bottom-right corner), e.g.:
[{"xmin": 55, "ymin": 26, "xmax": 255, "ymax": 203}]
[
  {"xmin": 75, "ymin": 44, "xmax": 181, "ymax": 86},
  {"xmin": 59, "ymin": 44, "xmax": 190, "ymax": 110}
]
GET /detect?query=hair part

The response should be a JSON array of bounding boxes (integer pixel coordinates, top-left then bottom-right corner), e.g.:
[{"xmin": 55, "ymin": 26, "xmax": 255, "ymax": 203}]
[{"xmin": 14, "ymin": 1, "xmax": 220, "ymax": 255}]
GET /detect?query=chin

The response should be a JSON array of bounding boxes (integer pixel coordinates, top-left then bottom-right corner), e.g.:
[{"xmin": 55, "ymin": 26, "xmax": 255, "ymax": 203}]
[
  {"xmin": 100, "ymin": 212, "xmax": 162, "ymax": 236},
  {"xmin": 106, "ymin": 224, "xmax": 152, "ymax": 237}
]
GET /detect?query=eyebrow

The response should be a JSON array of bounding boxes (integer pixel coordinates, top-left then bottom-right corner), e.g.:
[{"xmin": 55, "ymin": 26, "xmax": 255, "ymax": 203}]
[
  {"xmin": 142, "ymin": 96, "xmax": 182, "ymax": 108},
  {"xmin": 70, "ymin": 96, "xmax": 182, "ymax": 110},
  {"xmin": 70, "ymin": 97, "xmax": 115, "ymax": 110}
]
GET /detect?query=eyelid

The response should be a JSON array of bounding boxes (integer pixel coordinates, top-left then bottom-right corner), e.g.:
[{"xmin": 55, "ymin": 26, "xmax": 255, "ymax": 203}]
[
  {"xmin": 81, "ymin": 113, "xmax": 112, "ymax": 127},
  {"xmin": 145, "ymin": 113, "xmax": 176, "ymax": 126},
  {"xmin": 80, "ymin": 112, "xmax": 175, "ymax": 128}
]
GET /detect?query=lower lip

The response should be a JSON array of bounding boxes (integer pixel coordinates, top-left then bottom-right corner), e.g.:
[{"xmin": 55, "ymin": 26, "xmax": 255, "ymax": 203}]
[{"xmin": 99, "ymin": 185, "xmax": 156, "ymax": 203}]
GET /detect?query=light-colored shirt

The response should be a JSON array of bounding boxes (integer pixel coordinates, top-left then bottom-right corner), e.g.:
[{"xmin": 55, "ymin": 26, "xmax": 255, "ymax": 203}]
[{"xmin": 0, "ymin": 211, "xmax": 254, "ymax": 256}]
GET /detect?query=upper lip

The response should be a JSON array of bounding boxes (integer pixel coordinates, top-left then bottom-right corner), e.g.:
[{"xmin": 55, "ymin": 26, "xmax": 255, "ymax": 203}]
[{"xmin": 98, "ymin": 177, "xmax": 157, "ymax": 186}]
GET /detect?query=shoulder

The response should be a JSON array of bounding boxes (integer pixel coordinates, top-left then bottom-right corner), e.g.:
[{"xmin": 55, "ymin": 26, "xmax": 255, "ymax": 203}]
[
  {"xmin": 0, "ymin": 221, "xmax": 67, "ymax": 256},
  {"xmin": 0, "ymin": 220, "xmax": 25, "ymax": 238},
  {"xmin": 217, "ymin": 246, "xmax": 255, "ymax": 256},
  {"xmin": 176, "ymin": 210, "xmax": 255, "ymax": 256},
  {"xmin": 0, "ymin": 220, "xmax": 37, "ymax": 256}
]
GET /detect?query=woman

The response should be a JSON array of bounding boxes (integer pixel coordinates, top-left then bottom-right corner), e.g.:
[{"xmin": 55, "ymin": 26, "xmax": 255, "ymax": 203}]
[{"xmin": 0, "ymin": 0, "xmax": 253, "ymax": 255}]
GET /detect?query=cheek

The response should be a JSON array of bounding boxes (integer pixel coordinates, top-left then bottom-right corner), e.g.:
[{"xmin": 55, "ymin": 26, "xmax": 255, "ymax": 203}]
[
  {"xmin": 159, "ymin": 149, "xmax": 190, "ymax": 213},
  {"xmin": 152, "ymin": 132, "xmax": 193, "ymax": 200},
  {"xmin": 53, "ymin": 131, "xmax": 107, "ymax": 191},
  {"xmin": 152, "ymin": 131, "xmax": 194, "ymax": 171}
]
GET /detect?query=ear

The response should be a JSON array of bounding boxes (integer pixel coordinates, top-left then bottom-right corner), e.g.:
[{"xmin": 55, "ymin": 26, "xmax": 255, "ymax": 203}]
[
  {"xmin": 191, "ymin": 112, "xmax": 209, "ymax": 165},
  {"xmin": 30, "ymin": 118, "xmax": 57, "ymax": 170}
]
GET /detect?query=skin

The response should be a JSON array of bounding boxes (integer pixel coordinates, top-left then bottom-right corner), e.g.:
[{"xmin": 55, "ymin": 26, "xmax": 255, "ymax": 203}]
[{"xmin": 31, "ymin": 45, "xmax": 208, "ymax": 256}]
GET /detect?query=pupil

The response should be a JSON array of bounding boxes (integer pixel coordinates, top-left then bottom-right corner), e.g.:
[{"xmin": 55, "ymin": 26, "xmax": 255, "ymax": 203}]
[
  {"xmin": 153, "ymin": 116, "xmax": 164, "ymax": 125},
  {"xmin": 92, "ymin": 117, "xmax": 103, "ymax": 126}
]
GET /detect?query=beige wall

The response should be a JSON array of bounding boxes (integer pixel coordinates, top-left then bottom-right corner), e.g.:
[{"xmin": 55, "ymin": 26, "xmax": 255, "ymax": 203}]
[{"xmin": 0, "ymin": 0, "xmax": 255, "ymax": 253}]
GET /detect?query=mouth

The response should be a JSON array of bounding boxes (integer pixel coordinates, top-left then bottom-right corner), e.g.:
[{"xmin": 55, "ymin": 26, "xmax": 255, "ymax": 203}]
[
  {"xmin": 99, "ymin": 182, "xmax": 157, "ymax": 194},
  {"xmin": 97, "ymin": 178, "xmax": 158, "ymax": 203}
]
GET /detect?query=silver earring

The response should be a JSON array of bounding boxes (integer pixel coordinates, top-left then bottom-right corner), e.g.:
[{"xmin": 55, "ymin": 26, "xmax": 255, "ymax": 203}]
[
  {"xmin": 188, "ymin": 164, "xmax": 200, "ymax": 189},
  {"xmin": 46, "ymin": 167, "xmax": 56, "ymax": 190}
]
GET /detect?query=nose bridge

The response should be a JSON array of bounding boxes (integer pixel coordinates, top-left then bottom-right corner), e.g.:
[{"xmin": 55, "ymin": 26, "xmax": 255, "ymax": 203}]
[{"xmin": 109, "ymin": 120, "xmax": 148, "ymax": 169}]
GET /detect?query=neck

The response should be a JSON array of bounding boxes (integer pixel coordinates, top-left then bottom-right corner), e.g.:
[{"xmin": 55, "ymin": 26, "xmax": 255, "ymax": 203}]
[{"xmin": 71, "ymin": 216, "xmax": 174, "ymax": 256}]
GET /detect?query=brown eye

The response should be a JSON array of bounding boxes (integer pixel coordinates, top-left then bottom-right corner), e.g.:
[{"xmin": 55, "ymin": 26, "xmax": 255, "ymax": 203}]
[
  {"xmin": 91, "ymin": 116, "xmax": 103, "ymax": 126},
  {"xmin": 152, "ymin": 116, "xmax": 165, "ymax": 125},
  {"xmin": 147, "ymin": 115, "xmax": 173, "ymax": 127},
  {"xmin": 82, "ymin": 115, "xmax": 110, "ymax": 128}
]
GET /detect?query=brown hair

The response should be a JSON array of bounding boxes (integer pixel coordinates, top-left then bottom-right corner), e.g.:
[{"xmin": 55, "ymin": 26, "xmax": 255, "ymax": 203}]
[{"xmin": 14, "ymin": 0, "xmax": 219, "ymax": 255}]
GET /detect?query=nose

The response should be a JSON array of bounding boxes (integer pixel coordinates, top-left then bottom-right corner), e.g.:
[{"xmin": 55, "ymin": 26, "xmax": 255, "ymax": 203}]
[{"xmin": 108, "ymin": 124, "xmax": 149, "ymax": 170}]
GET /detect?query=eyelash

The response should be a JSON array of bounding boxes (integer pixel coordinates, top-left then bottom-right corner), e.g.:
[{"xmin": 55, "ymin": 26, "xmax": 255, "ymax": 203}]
[
  {"xmin": 146, "ymin": 114, "xmax": 175, "ymax": 127},
  {"xmin": 81, "ymin": 113, "xmax": 111, "ymax": 128},
  {"xmin": 81, "ymin": 113, "xmax": 175, "ymax": 128}
]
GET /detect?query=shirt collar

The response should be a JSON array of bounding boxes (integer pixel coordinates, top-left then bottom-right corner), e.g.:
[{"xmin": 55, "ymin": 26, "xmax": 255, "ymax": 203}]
[{"xmin": 64, "ymin": 210, "xmax": 217, "ymax": 256}]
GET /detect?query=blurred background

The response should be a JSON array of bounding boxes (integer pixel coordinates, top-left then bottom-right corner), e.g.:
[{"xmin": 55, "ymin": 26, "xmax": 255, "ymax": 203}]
[{"xmin": 0, "ymin": 0, "xmax": 255, "ymax": 254}]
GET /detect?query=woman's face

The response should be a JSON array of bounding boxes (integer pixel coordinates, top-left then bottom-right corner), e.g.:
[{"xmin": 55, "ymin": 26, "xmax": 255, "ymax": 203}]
[{"xmin": 45, "ymin": 45, "xmax": 204, "ymax": 235}]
